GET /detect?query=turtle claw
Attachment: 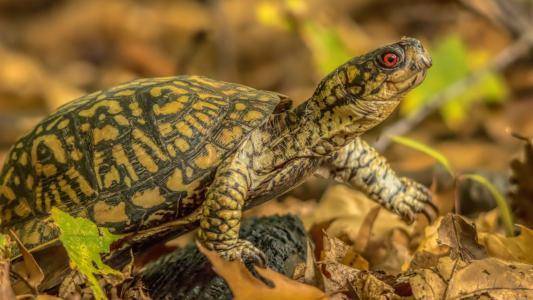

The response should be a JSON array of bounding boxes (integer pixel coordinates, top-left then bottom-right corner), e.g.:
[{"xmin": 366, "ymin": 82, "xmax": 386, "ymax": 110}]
[
  {"xmin": 220, "ymin": 239, "xmax": 267, "ymax": 268},
  {"xmin": 392, "ymin": 178, "xmax": 439, "ymax": 224}
]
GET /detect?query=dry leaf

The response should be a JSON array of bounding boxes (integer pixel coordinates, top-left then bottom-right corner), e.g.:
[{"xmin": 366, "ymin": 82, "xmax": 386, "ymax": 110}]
[
  {"xmin": 0, "ymin": 257, "xmax": 15, "ymax": 300},
  {"xmin": 198, "ymin": 243, "xmax": 327, "ymax": 300},
  {"xmin": 479, "ymin": 225, "xmax": 533, "ymax": 264},
  {"xmin": 352, "ymin": 206, "xmax": 381, "ymax": 253},
  {"xmin": 348, "ymin": 271, "xmax": 401, "ymax": 300},
  {"xmin": 437, "ymin": 214, "xmax": 487, "ymax": 261},
  {"xmin": 8, "ymin": 230, "xmax": 45, "ymax": 291},
  {"xmin": 410, "ymin": 256, "xmax": 533, "ymax": 299}
]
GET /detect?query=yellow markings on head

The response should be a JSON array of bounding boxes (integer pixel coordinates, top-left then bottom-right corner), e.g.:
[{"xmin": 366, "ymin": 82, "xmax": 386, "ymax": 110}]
[
  {"xmin": 26, "ymin": 175, "xmax": 34, "ymax": 190},
  {"xmin": 59, "ymin": 179, "xmax": 80, "ymax": 204},
  {"xmin": 219, "ymin": 126, "xmax": 243, "ymax": 146},
  {"xmin": 79, "ymin": 100, "xmax": 122, "ymax": 117},
  {"xmin": 14, "ymin": 201, "xmax": 31, "ymax": 217},
  {"xmin": 98, "ymin": 114, "xmax": 106, "ymax": 121},
  {"xmin": 154, "ymin": 101, "xmax": 184, "ymax": 116},
  {"xmin": 129, "ymin": 102, "xmax": 142, "ymax": 117},
  {"xmin": 31, "ymin": 135, "xmax": 67, "ymax": 165},
  {"xmin": 132, "ymin": 129, "xmax": 167, "ymax": 161},
  {"xmin": 112, "ymin": 145, "xmax": 139, "ymax": 181},
  {"xmin": 35, "ymin": 126, "xmax": 44, "ymax": 135},
  {"xmin": 93, "ymin": 201, "xmax": 128, "ymax": 224},
  {"xmin": 184, "ymin": 115, "xmax": 206, "ymax": 134},
  {"xmin": 103, "ymin": 166, "xmax": 120, "ymax": 188},
  {"xmin": 15, "ymin": 142, "xmax": 24, "ymax": 149},
  {"xmin": 174, "ymin": 138, "xmax": 190, "ymax": 152},
  {"xmin": 235, "ymin": 103, "xmax": 246, "ymax": 111},
  {"xmin": 194, "ymin": 144, "xmax": 220, "ymax": 169},
  {"xmin": 346, "ymin": 65, "xmax": 359, "ymax": 82},
  {"xmin": 14, "ymin": 176, "xmax": 20, "ymax": 186},
  {"xmin": 114, "ymin": 115, "xmax": 130, "ymax": 126},
  {"xmin": 192, "ymin": 101, "xmax": 219, "ymax": 111},
  {"xmin": 176, "ymin": 121, "xmax": 193, "ymax": 138},
  {"xmin": 93, "ymin": 125, "xmax": 119, "ymax": 144},
  {"xmin": 114, "ymin": 89, "xmax": 135, "ymax": 97},
  {"xmin": 131, "ymin": 187, "xmax": 165, "ymax": 208},
  {"xmin": 133, "ymin": 143, "xmax": 158, "ymax": 173},
  {"xmin": 243, "ymin": 110, "xmax": 263, "ymax": 122},
  {"xmin": 229, "ymin": 113, "xmax": 240, "ymax": 120}
]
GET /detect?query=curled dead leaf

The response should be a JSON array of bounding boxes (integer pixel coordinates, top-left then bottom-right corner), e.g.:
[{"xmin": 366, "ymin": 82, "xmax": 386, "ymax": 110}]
[
  {"xmin": 437, "ymin": 214, "xmax": 487, "ymax": 261},
  {"xmin": 198, "ymin": 242, "xmax": 327, "ymax": 300}
]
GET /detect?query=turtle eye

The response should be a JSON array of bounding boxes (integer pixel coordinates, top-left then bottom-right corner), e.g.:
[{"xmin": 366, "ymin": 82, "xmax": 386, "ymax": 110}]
[{"xmin": 380, "ymin": 52, "xmax": 400, "ymax": 68}]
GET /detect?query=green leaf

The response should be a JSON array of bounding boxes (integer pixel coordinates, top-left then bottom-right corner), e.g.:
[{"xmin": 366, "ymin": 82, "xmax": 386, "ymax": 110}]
[
  {"xmin": 401, "ymin": 35, "xmax": 508, "ymax": 128},
  {"xmin": 51, "ymin": 207, "xmax": 122, "ymax": 300},
  {"xmin": 302, "ymin": 21, "xmax": 352, "ymax": 75},
  {"xmin": 390, "ymin": 135, "xmax": 454, "ymax": 176},
  {"xmin": 460, "ymin": 174, "xmax": 515, "ymax": 237}
]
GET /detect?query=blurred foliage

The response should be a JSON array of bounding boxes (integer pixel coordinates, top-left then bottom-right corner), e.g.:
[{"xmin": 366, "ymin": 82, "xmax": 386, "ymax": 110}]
[
  {"xmin": 391, "ymin": 135, "xmax": 454, "ymax": 176},
  {"xmin": 256, "ymin": 0, "xmax": 351, "ymax": 75},
  {"xmin": 51, "ymin": 207, "xmax": 122, "ymax": 300},
  {"xmin": 401, "ymin": 35, "xmax": 508, "ymax": 128}
]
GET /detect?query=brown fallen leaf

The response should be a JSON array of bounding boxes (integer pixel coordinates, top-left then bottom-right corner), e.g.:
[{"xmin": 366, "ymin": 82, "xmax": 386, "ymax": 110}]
[
  {"xmin": 352, "ymin": 206, "xmax": 381, "ymax": 253},
  {"xmin": 437, "ymin": 214, "xmax": 487, "ymax": 261},
  {"xmin": 348, "ymin": 271, "xmax": 402, "ymax": 300},
  {"xmin": 411, "ymin": 256, "xmax": 533, "ymax": 299},
  {"xmin": 198, "ymin": 242, "xmax": 328, "ymax": 300},
  {"xmin": 479, "ymin": 224, "xmax": 533, "ymax": 264},
  {"xmin": 8, "ymin": 230, "xmax": 45, "ymax": 292}
]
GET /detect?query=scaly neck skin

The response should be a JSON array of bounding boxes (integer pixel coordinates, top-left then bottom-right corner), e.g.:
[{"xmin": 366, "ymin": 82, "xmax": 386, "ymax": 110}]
[{"xmin": 288, "ymin": 70, "xmax": 402, "ymax": 156}]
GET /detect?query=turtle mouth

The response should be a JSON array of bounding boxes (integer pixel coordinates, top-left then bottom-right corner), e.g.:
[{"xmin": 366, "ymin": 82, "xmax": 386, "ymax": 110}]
[{"xmin": 388, "ymin": 70, "xmax": 426, "ymax": 93}]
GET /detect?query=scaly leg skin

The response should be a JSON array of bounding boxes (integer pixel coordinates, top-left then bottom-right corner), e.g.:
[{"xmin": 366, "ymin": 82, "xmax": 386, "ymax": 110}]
[
  {"xmin": 323, "ymin": 138, "xmax": 438, "ymax": 223},
  {"xmin": 197, "ymin": 160, "xmax": 267, "ymax": 266}
]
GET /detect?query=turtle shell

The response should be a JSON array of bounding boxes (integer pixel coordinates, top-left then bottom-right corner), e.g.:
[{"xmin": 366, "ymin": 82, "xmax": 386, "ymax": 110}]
[{"xmin": 0, "ymin": 75, "xmax": 288, "ymax": 251}]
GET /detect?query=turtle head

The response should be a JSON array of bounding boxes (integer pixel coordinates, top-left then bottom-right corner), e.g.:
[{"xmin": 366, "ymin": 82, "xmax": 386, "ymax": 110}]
[
  {"xmin": 345, "ymin": 37, "xmax": 431, "ymax": 102},
  {"xmin": 301, "ymin": 37, "xmax": 431, "ymax": 134},
  {"xmin": 329, "ymin": 37, "xmax": 431, "ymax": 104}
]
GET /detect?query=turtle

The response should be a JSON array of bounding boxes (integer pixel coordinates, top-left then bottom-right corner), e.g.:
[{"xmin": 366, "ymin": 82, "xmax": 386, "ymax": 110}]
[{"xmin": 0, "ymin": 37, "xmax": 437, "ymax": 266}]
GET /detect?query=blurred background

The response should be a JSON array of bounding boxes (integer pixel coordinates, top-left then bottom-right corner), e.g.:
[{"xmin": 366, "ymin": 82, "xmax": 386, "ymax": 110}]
[{"xmin": 0, "ymin": 0, "xmax": 532, "ymax": 228}]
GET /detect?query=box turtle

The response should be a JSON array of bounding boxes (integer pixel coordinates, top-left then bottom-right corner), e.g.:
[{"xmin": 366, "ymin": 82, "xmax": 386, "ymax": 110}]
[{"xmin": 0, "ymin": 37, "xmax": 437, "ymax": 265}]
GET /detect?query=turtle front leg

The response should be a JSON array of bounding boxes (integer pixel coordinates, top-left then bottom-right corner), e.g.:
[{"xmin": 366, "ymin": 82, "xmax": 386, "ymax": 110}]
[
  {"xmin": 322, "ymin": 138, "xmax": 438, "ymax": 223},
  {"xmin": 197, "ymin": 160, "xmax": 266, "ymax": 266}
]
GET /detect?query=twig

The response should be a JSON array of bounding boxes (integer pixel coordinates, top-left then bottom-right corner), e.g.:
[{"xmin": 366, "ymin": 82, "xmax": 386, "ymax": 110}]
[{"xmin": 373, "ymin": 32, "xmax": 533, "ymax": 152}]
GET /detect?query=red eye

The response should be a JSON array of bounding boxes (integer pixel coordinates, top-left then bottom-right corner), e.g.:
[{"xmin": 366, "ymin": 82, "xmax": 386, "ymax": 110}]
[{"xmin": 381, "ymin": 52, "xmax": 399, "ymax": 68}]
